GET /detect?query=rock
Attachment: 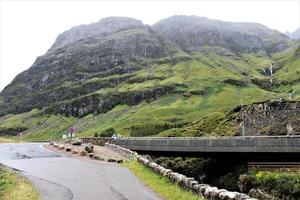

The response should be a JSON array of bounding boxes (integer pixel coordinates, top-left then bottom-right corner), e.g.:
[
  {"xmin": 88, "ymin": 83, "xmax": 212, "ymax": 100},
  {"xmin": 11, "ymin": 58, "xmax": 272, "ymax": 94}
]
[
  {"xmin": 107, "ymin": 159, "xmax": 116, "ymax": 162},
  {"xmin": 80, "ymin": 150, "xmax": 86, "ymax": 156},
  {"xmin": 72, "ymin": 150, "xmax": 78, "ymax": 154},
  {"xmin": 93, "ymin": 155, "xmax": 104, "ymax": 161},
  {"xmin": 85, "ymin": 144, "xmax": 94, "ymax": 153},
  {"xmin": 58, "ymin": 145, "xmax": 64, "ymax": 150},
  {"xmin": 65, "ymin": 147, "xmax": 72, "ymax": 151},
  {"xmin": 88, "ymin": 153, "xmax": 94, "ymax": 158},
  {"xmin": 248, "ymin": 188, "xmax": 274, "ymax": 200},
  {"xmin": 72, "ymin": 138, "xmax": 82, "ymax": 146},
  {"xmin": 163, "ymin": 169, "xmax": 172, "ymax": 177},
  {"xmin": 117, "ymin": 159, "xmax": 123, "ymax": 163},
  {"xmin": 49, "ymin": 142, "xmax": 54, "ymax": 145},
  {"xmin": 238, "ymin": 174, "xmax": 254, "ymax": 193}
]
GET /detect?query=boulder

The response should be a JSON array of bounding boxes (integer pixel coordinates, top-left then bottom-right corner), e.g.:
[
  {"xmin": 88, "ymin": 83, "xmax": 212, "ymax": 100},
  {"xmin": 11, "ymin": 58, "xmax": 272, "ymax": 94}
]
[
  {"xmin": 88, "ymin": 153, "xmax": 94, "ymax": 158},
  {"xmin": 72, "ymin": 138, "xmax": 82, "ymax": 146},
  {"xmin": 85, "ymin": 144, "xmax": 94, "ymax": 153},
  {"xmin": 80, "ymin": 150, "xmax": 86, "ymax": 156},
  {"xmin": 58, "ymin": 145, "xmax": 64, "ymax": 150},
  {"xmin": 65, "ymin": 147, "xmax": 72, "ymax": 151},
  {"xmin": 107, "ymin": 159, "xmax": 116, "ymax": 162},
  {"xmin": 72, "ymin": 150, "xmax": 78, "ymax": 154},
  {"xmin": 93, "ymin": 155, "xmax": 105, "ymax": 161},
  {"xmin": 117, "ymin": 159, "xmax": 123, "ymax": 163}
]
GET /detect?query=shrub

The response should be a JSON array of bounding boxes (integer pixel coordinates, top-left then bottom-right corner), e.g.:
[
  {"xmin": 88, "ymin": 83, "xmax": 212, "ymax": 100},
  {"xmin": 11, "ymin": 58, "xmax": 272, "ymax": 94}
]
[
  {"xmin": 100, "ymin": 128, "xmax": 116, "ymax": 137},
  {"xmin": 252, "ymin": 171, "xmax": 300, "ymax": 196}
]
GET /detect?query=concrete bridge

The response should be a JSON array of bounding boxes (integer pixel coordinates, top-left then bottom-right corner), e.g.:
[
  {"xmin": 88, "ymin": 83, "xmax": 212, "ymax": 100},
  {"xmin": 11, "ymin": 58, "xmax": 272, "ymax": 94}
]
[{"xmin": 115, "ymin": 136, "xmax": 300, "ymax": 161}]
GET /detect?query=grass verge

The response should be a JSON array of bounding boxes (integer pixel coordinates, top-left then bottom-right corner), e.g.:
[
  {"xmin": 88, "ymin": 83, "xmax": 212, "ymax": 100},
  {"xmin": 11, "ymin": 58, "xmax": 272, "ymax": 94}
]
[
  {"xmin": 0, "ymin": 166, "xmax": 39, "ymax": 200},
  {"xmin": 123, "ymin": 160, "xmax": 204, "ymax": 200},
  {"xmin": 0, "ymin": 137, "xmax": 17, "ymax": 143}
]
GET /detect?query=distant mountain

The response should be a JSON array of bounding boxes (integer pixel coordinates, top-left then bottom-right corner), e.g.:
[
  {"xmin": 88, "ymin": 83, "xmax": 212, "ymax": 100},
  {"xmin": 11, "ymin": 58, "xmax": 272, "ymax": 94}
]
[
  {"xmin": 285, "ymin": 28, "xmax": 300, "ymax": 39},
  {"xmin": 0, "ymin": 15, "xmax": 299, "ymax": 140}
]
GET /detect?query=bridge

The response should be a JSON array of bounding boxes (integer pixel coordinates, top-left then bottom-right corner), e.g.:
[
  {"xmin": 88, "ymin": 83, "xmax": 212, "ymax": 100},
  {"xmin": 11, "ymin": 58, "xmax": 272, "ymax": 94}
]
[{"xmin": 115, "ymin": 136, "xmax": 300, "ymax": 162}]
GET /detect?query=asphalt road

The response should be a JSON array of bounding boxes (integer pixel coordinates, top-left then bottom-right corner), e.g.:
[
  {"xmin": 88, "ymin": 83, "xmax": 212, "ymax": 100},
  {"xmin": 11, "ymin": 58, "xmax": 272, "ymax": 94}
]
[{"xmin": 0, "ymin": 143, "xmax": 161, "ymax": 200}]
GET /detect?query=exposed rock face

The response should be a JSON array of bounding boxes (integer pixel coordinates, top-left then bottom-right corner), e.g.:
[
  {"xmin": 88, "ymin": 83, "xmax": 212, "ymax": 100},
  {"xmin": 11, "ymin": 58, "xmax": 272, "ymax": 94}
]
[
  {"xmin": 0, "ymin": 127, "xmax": 27, "ymax": 136},
  {"xmin": 237, "ymin": 101, "xmax": 300, "ymax": 136},
  {"xmin": 51, "ymin": 17, "xmax": 145, "ymax": 49},
  {"xmin": 153, "ymin": 15, "xmax": 292, "ymax": 54}
]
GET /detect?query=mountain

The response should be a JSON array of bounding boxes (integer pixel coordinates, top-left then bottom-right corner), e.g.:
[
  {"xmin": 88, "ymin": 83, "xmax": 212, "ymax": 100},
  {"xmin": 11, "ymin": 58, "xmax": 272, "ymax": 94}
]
[
  {"xmin": 285, "ymin": 28, "xmax": 300, "ymax": 39},
  {"xmin": 0, "ymin": 15, "xmax": 299, "ymax": 141}
]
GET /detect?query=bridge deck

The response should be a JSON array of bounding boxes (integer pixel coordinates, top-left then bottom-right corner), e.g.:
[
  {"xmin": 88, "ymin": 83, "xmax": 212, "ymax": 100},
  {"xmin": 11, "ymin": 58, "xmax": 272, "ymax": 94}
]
[{"xmin": 115, "ymin": 136, "xmax": 300, "ymax": 161}]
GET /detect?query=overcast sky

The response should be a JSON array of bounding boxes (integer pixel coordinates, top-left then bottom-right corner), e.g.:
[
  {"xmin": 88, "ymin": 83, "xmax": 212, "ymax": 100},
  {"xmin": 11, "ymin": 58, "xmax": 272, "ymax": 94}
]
[{"xmin": 1, "ymin": 0, "xmax": 300, "ymax": 91}]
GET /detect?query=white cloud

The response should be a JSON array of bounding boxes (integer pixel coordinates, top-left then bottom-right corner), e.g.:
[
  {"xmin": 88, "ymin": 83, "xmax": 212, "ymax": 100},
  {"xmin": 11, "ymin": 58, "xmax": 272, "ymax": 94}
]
[{"xmin": 0, "ymin": 0, "xmax": 299, "ymax": 91}]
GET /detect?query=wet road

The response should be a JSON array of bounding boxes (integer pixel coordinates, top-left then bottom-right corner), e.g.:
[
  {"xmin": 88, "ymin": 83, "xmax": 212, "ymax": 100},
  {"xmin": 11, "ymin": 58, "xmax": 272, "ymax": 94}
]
[{"xmin": 0, "ymin": 143, "xmax": 161, "ymax": 200}]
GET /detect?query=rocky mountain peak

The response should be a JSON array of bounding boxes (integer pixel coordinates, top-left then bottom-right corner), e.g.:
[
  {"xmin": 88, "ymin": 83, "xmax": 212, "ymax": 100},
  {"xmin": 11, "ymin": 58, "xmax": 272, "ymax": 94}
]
[
  {"xmin": 153, "ymin": 15, "xmax": 292, "ymax": 53},
  {"xmin": 51, "ymin": 17, "xmax": 144, "ymax": 49}
]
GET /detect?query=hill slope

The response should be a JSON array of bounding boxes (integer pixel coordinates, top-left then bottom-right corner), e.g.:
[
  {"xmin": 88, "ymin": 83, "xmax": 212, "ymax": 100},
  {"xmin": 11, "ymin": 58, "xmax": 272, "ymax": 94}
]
[{"xmin": 0, "ymin": 16, "xmax": 300, "ymax": 140}]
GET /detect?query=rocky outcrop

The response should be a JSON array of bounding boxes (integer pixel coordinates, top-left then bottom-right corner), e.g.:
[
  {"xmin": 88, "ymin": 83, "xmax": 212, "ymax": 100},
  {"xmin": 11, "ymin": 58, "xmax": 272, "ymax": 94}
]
[
  {"xmin": 44, "ymin": 85, "xmax": 176, "ymax": 117},
  {"xmin": 51, "ymin": 17, "xmax": 145, "ymax": 49},
  {"xmin": 0, "ymin": 127, "xmax": 27, "ymax": 136},
  {"xmin": 236, "ymin": 100, "xmax": 300, "ymax": 136},
  {"xmin": 153, "ymin": 15, "xmax": 292, "ymax": 54}
]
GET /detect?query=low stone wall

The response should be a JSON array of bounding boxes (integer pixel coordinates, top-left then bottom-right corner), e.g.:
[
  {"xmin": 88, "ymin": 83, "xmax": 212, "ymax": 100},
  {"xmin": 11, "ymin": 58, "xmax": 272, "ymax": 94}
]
[
  {"xmin": 80, "ymin": 137, "xmax": 114, "ymax": 146},
  {"xmin": 105, "ymin": 143, "xmax": 257, "ymax": 200}
]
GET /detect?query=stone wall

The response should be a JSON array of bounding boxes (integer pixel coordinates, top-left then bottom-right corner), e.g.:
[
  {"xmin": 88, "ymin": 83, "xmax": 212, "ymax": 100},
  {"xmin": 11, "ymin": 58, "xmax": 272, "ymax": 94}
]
[
  {"xmin": 80, "ymin": 137, "xmax": 114, "ymax": 146},
  {"xmin": 105, "ymin": 143, "xmax": 257, "ymax": 200}
]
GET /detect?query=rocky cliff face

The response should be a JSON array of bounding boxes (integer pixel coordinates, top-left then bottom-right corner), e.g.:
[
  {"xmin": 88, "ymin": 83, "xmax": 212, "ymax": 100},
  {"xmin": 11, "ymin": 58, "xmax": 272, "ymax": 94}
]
[
  {"xmin": 153, "ymin": 15, "xmax": 292, "ymax": 54},
  {"xmin": 236, "ymin": 101, "xmax": 300, "ymax": 135},
  {"xmin": 51, "ymin": 17, "xmax": 145, "ymax": 49}
]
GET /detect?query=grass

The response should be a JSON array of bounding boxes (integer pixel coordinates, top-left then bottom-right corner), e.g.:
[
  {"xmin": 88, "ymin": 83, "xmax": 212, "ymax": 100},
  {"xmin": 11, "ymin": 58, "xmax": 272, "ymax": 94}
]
[
  {"xmin": 0, "ymin": 166, "xmax": 39, "ymax": 200},
  {"xmin": 123, "ymin": 160, "xmax": 204, "ymax": 200},
  {"xmin": 0, "ymin": 137, "xmax": 22, "ymax": 143}
]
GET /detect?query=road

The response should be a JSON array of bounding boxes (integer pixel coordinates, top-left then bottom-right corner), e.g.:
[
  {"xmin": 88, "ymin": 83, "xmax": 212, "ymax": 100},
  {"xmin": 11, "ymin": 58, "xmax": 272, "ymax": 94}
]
[{"xmin": 0, "ymin": 143, "xmax": 161, "ymax": 200}]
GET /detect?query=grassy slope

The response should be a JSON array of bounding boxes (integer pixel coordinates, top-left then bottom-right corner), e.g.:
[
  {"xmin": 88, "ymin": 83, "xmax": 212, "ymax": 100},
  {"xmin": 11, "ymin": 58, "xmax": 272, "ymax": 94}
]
[
  {"xmin": 0, "ymin": 166, "xmax": 39, "ymax": 200},
  {"xmin": 0, "ymin": 46, "xmax": 300, "ymax": 140},
  {"xmin": 123, "ymin": 160, "xmax": 203, "ymax": 200}
]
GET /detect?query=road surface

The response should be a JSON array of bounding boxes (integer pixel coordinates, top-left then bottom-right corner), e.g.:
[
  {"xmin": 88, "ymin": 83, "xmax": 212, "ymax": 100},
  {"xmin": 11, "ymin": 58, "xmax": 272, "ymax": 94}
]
[{"xmin": 0, "ymin": 143, "xmax": 161, "ymax": 200}]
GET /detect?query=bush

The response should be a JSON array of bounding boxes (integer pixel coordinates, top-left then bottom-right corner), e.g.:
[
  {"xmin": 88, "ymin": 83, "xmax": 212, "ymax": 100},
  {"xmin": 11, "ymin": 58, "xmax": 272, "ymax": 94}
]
[
  {"xmin": 252, "ymin": 171, "xmax": 300, "ymax": 196},
  {"xmin": 100, "ymin": 128, "xmax": 116, "ymax": 137}
]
